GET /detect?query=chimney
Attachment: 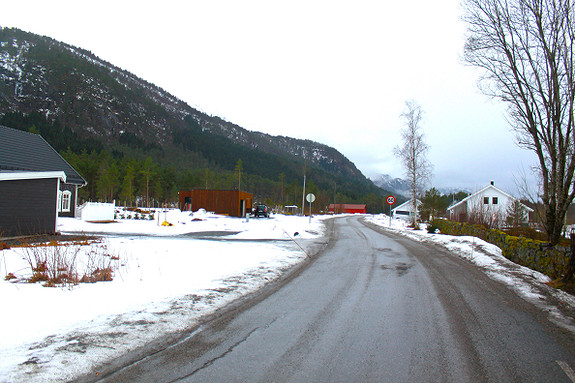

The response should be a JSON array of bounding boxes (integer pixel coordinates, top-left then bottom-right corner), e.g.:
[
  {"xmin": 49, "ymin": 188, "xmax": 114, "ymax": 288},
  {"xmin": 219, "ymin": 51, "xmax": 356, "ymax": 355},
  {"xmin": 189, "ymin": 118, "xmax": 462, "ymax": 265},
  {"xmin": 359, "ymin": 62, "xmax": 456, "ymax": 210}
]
[{"xmin": 490, "ymin": 180, "xmax": 494, "ymax": 186}]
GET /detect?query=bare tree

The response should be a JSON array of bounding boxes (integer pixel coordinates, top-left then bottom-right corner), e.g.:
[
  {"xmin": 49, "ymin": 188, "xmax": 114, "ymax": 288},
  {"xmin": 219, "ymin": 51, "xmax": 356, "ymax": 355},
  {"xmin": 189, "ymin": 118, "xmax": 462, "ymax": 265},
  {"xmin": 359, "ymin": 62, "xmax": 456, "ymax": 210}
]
[
  {"xmin": 394, "ymin": 100, "xmax": 433, "ymax": 228},
  {"xmin": 463, "ymin": 0, "xmax": 575, "ymax": 245}
]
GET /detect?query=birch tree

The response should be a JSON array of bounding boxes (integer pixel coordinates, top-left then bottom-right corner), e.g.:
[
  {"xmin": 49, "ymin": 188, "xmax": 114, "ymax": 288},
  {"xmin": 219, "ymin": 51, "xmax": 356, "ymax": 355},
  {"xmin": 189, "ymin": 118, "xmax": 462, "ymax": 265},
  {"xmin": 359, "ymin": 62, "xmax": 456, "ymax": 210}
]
[
  {"xmin": 463, "ymin": 0, "xmax": 575, "ymax": 245},
  {"xmin": 394, "ymin": 100, "xmax": 433, "ymax": 228}
]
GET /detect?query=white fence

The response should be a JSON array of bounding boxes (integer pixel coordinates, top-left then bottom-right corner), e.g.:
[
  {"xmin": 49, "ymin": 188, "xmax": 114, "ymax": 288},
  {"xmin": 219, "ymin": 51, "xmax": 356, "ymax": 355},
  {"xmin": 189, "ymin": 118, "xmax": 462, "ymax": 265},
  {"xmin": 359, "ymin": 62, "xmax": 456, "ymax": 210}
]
[{"xmin": 76, "ymin": 202, "xmax": 115, "ymax": 222}]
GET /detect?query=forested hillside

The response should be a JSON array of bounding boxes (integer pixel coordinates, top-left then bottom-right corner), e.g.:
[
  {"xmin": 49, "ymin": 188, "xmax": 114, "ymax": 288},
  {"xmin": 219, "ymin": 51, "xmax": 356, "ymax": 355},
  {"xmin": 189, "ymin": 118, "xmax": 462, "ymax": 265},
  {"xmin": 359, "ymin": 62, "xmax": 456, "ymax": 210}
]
[{"xmin": 0, "ymin": 27, "xmax": 389, "ymax": 212}]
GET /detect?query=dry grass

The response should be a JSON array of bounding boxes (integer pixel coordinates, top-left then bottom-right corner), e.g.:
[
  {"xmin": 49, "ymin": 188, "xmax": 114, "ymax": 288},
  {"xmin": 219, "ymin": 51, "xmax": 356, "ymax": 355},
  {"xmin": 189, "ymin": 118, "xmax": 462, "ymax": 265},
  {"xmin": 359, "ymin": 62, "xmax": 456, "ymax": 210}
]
[{"xmin": 15, "ymin": 237, "xmax": 121, "ymax": 287}]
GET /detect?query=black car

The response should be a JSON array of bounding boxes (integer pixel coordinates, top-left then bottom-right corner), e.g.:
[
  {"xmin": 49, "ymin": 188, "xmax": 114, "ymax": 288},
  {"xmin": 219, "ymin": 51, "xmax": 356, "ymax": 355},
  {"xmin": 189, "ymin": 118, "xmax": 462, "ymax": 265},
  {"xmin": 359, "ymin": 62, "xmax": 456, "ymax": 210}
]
[{"xmin": 252, "ymin": 204, "xmax": 270, "ymax": 218}]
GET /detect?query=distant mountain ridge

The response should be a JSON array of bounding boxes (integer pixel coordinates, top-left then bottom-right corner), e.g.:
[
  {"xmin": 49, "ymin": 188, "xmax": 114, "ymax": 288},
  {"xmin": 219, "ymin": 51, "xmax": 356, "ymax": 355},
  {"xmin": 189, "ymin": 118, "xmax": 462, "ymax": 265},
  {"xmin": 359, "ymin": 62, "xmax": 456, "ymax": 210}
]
[
  {"xmin": 371, "ymin": 174, "xmax": 411, "ymax": 197},
  {"xmin": 0, "ymin": 27, "xmax": 380, "ymax": 200},
  {"xmin": 371, "ymin": 174, "xmax": 471, "ymax": 198}
]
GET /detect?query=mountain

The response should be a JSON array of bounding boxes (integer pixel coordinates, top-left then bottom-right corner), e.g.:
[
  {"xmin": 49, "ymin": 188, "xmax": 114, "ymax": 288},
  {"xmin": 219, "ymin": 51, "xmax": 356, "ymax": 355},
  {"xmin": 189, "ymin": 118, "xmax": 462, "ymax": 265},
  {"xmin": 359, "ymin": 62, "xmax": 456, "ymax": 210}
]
[
  {"xmin": 0, "ymin": 27, "xmax": 388, "ymax": 207},
  {"xmin": 372, "ymin": 174, "xmax": 472, "ymax": 200},
  {"xmin": 371, "ymin": 174, "xmax": 411, "ymax": 197}
]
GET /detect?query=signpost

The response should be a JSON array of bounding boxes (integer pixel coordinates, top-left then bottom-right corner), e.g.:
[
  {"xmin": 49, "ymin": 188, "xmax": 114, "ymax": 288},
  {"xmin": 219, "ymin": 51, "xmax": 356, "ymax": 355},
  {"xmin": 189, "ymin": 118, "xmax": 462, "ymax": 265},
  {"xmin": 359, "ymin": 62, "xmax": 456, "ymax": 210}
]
[
  {"xmin": 306, "ymin": 193, "xmax": 316, "ymax": 223},
  {"xmin": 386, "ymin": 195, "xmax": 395, "ymax": 227}
]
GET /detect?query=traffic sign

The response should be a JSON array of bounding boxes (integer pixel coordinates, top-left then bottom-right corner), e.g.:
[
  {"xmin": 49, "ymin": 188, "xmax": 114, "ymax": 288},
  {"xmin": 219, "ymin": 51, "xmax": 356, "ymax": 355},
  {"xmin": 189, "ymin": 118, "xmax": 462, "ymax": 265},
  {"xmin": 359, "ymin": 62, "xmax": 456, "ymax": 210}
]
[
  {"xmin": 386, "ymin": 195, "xmax": 395, "ymax": 205},
  {"xmin": 306, "ymin": 193, "xmax": 316, "ymax": 203}
]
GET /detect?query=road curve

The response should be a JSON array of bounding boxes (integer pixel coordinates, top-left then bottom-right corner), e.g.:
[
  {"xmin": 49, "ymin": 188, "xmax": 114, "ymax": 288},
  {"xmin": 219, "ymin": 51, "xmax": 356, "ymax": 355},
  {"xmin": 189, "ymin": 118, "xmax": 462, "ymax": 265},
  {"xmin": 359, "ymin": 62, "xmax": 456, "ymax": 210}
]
[{"xmin": 86, "ymin": 216, "xmax": 575, "ymax": 382}]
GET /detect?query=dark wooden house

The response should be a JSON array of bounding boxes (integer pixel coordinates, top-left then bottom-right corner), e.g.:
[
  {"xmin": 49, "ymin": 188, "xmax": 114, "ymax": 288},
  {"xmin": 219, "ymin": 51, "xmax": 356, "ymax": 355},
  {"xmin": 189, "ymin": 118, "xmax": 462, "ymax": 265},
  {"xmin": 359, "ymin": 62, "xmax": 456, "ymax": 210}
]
[
  {"xmin": 178, "ymin": 190, "xmax": 253, "ymax": 217},
  {"xmin": 0, "ymin": 125, "xmax": 87, "ymax": 237}
]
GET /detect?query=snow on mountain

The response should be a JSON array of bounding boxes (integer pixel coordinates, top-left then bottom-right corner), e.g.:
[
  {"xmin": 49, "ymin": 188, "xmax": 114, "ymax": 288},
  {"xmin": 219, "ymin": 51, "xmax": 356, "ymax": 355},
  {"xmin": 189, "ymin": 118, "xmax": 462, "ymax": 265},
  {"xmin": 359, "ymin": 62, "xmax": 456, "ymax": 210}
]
[{"xmin": 371, "ymin": 174, "xmax": 411, "ymax": 197}]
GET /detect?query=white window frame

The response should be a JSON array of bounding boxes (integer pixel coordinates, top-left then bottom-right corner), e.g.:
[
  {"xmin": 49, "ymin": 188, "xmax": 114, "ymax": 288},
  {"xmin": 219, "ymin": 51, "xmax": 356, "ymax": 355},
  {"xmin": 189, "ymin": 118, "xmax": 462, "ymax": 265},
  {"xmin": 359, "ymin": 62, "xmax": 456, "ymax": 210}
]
[{"xmin": 60, "ymin": 190, "xmax": 72, "ymax": 213}]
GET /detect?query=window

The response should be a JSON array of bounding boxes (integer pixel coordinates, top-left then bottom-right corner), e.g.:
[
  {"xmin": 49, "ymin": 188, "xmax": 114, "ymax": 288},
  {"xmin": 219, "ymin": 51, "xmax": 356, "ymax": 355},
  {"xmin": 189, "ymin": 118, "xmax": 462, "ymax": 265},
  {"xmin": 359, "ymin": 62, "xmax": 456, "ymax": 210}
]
[
  {"xmin": 492, "ymin": 197, "xmax": 498, "ymax": 205},
  {"xmin": 484, "ymin": 197, "xmax": 489, "ymax": 204},
  {"xmin": 60, "ymin": 190, "xmax": 71, "ymax": 213}
]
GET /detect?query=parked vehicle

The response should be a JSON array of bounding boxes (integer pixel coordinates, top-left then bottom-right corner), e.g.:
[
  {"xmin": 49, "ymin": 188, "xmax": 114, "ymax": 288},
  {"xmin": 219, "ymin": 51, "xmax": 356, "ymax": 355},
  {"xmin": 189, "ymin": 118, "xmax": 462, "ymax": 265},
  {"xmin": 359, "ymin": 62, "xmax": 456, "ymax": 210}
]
[{"xmin": 252, "ymin": 204, "xmax": 270, "ymax": 218}]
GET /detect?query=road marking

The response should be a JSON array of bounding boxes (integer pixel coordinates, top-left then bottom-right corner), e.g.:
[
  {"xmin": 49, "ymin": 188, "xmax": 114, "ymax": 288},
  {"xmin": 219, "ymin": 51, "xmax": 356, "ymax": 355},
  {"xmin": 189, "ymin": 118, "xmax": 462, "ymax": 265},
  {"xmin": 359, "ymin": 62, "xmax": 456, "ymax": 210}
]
[{"xmin": 557, "ymin": 360, "xmax": 575, "ymax": 382}]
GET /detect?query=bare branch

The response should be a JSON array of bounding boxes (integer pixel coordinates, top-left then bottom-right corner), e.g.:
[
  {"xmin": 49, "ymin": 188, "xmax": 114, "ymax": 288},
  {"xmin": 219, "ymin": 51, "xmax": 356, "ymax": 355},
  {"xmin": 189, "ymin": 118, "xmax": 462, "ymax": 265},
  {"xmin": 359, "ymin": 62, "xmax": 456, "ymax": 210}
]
[
  {"xmin": 394, "ymin": 100, "xmax": 433, "ymax": 228},
  {"xmin": 463, "ymin": 0, "xmax": 575, "ymax": 244}
]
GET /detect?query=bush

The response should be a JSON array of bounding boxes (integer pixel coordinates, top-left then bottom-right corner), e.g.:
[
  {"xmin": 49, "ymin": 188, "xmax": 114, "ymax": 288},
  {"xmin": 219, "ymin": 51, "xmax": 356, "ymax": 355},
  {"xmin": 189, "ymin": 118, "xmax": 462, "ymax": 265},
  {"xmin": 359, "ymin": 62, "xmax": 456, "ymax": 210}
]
[
  {"xmin": 427, "ymin": 222, "xmax": 439, "ymax": 234},
  {"xmin": 16, "ymin": 239, "xmax": 121, "ymax": 287},
  {"xmin": 430, "ymin": 219, "xmax": 570, "ymax": 279},
  {"xmin": 4, "ymin": 272, "xmax": 16, "ymax": 281}
]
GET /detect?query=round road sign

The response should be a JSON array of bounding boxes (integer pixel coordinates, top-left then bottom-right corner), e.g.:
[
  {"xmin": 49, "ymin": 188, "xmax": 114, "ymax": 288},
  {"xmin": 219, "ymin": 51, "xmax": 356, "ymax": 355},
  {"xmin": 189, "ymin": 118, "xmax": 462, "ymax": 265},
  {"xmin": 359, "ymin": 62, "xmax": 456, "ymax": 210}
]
[
  {"xmin": 306, "ymin": 193, "xmax": 316, "ymax": 203},
  {"xmin": 386, "ymin": 195, "xmax": 395, "ymax": 205}
]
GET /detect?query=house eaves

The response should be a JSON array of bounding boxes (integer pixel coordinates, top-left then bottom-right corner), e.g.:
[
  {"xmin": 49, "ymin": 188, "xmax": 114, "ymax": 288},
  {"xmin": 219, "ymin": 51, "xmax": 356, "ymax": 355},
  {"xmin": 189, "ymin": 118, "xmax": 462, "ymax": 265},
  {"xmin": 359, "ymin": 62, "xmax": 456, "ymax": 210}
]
[{"xmin": 0, "ymin": 170, "xmax": 67, "ymax": 182}]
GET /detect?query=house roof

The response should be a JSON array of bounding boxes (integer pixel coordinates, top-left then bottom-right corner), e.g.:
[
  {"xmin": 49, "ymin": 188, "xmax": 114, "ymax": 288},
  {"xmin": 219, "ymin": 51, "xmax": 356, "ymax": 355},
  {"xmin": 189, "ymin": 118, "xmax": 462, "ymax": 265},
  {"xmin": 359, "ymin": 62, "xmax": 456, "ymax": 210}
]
[
  {"xmin": 391, "ymin": 199, "xmax": 422, "ymax": 213},
  {"xmin": 0, "ymin": 125, "xmax": 86, "ymax": 186},
  {"xmin": 447, "ymin": 183, "xmax": 533, "ymax": 212}
]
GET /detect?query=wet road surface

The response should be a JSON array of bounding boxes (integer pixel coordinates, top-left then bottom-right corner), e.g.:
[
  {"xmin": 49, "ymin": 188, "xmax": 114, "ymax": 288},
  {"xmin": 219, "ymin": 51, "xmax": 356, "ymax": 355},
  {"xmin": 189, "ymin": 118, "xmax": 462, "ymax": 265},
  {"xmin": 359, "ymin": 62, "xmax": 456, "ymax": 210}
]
[{"xmin": 84, "ymin": 216, "xmax": 575, "ymax": 382}]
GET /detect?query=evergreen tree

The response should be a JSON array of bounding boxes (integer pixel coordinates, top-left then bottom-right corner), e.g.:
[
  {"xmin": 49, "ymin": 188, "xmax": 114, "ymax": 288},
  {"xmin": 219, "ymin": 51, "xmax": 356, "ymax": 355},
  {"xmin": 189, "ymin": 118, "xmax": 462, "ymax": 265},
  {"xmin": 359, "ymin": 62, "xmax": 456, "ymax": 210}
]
[
  {"xmin": 420, "ymin": 187, "xmax": 442, "ymax": 222},
  {"xmin": 506, "ymin": 199, "xmax": 528, "ymax": 228}
]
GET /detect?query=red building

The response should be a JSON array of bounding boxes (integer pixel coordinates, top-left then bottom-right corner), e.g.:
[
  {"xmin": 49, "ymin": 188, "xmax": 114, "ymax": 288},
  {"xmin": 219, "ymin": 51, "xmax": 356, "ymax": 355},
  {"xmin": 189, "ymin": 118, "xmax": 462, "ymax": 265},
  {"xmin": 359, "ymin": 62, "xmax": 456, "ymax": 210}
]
[
  {"xmin": 178, "ymin": 190, "xmax": 253, "ymax": 217},
  {"xmin": 328, "ymin": 204, "xmax": 367, "ymax": 214}
]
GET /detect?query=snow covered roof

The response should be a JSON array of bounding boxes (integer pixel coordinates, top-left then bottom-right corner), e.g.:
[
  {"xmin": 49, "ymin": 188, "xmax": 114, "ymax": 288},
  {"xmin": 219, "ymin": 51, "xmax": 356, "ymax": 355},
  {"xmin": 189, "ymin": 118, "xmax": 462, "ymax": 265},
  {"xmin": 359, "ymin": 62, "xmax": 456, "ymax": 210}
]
[{"xmin": 391, "ymin": 199, "xmax": 422, "ymax": 213}]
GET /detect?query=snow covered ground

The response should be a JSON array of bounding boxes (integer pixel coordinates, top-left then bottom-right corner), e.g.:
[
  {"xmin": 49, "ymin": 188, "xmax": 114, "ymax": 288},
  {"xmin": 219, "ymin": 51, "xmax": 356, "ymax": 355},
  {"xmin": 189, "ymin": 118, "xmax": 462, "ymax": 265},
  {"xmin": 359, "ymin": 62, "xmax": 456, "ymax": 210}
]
[
  {"xmin": 1, "ymin": 211, "xmax": 575, "ymax": 382},
  {"xmin": 0, "ymin": 210, "xmax": 330, "ymax": 382}
]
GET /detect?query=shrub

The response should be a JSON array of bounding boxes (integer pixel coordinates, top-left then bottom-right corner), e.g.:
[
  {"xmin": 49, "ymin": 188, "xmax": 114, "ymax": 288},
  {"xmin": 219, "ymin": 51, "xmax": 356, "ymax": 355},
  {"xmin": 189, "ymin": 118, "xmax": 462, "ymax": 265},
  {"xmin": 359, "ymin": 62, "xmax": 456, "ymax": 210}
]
[
  {"xmin": 427, "ymin": 222, "xmax": 439, "ymax": 234},
  {"xmin": 16, "ymin": 239, "xmax": 121, "ymax": 287},
  {"xmin": 430, "ymin": 219, "xmax": 570, "ymax": 279},
  {"xmin": 20, "ymin": 243, "xmax": 80, "ymax": 286},
  {"xmin": 4, "ymin": 272, "xmax": 16, "ymax": 281}
]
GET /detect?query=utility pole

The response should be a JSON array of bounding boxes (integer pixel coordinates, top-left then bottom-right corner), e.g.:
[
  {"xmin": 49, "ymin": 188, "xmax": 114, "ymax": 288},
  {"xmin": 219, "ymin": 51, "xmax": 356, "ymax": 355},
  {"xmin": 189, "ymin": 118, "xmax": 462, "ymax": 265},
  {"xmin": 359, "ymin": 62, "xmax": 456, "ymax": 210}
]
[
  {"xmin": 301, "ymin": 149, "xmax": 306, "ymax": 217},
  {"xmin": 301, "ymin": 174, "xmax": 306, "ymax": 217}
]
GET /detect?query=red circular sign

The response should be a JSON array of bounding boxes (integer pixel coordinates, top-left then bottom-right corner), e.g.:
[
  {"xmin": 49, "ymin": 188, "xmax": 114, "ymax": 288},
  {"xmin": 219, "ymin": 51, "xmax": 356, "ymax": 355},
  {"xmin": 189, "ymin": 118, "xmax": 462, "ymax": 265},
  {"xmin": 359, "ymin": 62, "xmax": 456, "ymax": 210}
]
[{"xmin": 386, "ymin": 195, "xmax": 395, "ymax": 205}]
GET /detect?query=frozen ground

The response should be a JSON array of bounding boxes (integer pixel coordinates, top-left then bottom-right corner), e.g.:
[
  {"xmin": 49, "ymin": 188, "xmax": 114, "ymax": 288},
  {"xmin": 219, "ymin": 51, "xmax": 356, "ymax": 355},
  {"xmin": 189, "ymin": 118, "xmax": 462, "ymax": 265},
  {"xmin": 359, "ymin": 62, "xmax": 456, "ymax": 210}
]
[{"xmin": 1, "ymin": 212, "xmax": 575, "ymax": 382}]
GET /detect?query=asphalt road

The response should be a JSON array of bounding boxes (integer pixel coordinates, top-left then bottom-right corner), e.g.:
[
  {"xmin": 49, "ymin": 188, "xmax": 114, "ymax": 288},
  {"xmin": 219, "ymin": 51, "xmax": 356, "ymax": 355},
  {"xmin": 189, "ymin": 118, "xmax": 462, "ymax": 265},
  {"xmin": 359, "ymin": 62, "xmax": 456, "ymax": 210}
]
[{"xmin": 86, "ymin": 216, "xmax": 575, "ymax": 382}]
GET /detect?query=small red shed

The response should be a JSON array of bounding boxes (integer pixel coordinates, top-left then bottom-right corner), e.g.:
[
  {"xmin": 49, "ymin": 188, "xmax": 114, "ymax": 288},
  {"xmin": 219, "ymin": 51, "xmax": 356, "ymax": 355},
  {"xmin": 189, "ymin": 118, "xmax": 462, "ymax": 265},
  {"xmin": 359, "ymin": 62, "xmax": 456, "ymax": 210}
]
[
  {"xmin": 328, "ymin": 204, "xmax": 367, "ymax": 214},
  {"xmin": 178, "ymin": 190, "xmax": 253, "ymax": 217}
]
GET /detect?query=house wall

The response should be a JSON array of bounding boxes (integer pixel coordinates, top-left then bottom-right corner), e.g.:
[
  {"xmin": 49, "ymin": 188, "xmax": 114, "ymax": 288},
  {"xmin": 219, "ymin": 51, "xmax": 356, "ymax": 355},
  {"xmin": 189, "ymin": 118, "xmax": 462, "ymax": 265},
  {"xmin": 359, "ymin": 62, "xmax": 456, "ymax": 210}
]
[
  {"xmin": 59, "ymin": 183, "xmax": 77, "ymax": 218},
  {"xmin": 449, "ymin": 185, "xmax": 530, "ymax": 225},
  {"xmin": 464, "ymin": 188, "xmax": 514, "ymax": 220},
  {"xmin": 0, "ymin": 178, "xmax": 59, "ymax": 237},
  {"xmin": 178, "ymin": 190, "xmax": 253, "ymax": 217},
  {"xmin": 392, "ymin": 200, "xmax": 422, "ymax": 220},
  {"xmin": 450, "ymin": 203, "xmax": 468, "ymax": 222},
  {"xmin": 328, "ymin": 204, "xmax": 367, "ymax": 214}
]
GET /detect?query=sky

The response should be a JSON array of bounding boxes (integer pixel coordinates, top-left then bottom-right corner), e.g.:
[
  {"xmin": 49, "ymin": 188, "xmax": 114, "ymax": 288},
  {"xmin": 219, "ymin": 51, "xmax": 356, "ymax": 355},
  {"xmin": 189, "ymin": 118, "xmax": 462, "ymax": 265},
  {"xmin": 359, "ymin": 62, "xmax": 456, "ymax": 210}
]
[{"xmin": 0, "ymin": 0, "xmax": 539, "ymax": 194}]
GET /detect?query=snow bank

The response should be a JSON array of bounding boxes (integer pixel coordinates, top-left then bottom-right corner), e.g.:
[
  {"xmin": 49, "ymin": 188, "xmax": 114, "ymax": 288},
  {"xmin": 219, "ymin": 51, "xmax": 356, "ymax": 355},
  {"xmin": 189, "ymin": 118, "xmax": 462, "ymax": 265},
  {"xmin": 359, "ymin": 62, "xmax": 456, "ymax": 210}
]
[{"xmin": 0, "ymin": 211, "xmax": 329, "ymax": 382}]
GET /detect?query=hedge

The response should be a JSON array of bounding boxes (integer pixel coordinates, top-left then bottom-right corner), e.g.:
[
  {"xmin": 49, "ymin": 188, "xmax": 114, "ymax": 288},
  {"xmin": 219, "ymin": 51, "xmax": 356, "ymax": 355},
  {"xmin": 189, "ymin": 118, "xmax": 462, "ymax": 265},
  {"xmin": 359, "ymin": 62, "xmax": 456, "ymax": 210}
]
[{"xmin": 430, "ymin": 219, "xmax": 570, "ymax": 279}]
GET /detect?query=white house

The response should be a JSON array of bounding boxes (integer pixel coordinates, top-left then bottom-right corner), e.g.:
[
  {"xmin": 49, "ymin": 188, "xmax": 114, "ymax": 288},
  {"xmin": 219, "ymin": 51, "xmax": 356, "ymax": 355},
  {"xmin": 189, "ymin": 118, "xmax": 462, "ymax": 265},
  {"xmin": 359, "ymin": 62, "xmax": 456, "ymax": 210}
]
[
  {"xmin": 447, "ymin": 181, "xmax": 533, "ymax": 226},
  {"xmin": 391, "ymin": 199, "xmax": 422, "ymax": 220}
]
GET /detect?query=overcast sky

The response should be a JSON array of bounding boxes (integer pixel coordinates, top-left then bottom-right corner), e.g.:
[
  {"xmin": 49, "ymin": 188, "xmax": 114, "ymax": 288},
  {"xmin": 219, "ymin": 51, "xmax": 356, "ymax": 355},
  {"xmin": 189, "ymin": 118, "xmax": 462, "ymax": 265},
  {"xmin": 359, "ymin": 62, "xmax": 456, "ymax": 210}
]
[{"xmin": 0, "ymin": 0, "xmax": 539, "ymax": 194}]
